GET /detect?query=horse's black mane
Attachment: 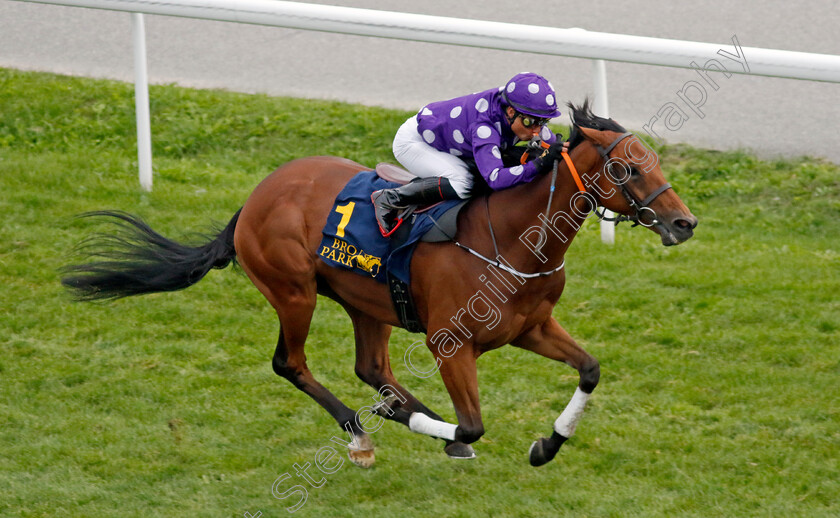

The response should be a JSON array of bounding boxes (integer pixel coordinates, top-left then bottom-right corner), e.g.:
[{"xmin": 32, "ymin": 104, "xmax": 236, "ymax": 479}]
[{"xmin": 566, "ymin": 98, "xmax": 626, "ymax": 150}]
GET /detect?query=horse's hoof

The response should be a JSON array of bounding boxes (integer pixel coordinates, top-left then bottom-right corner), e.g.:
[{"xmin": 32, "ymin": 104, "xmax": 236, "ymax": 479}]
[
  {"xmin": 528, "ymin": 431, "xmax": 569, "ymax": 467},
  {"xmin": 444, "ymin": 441, "xmax": 476, "ymax": 459},
  {"xmin": 528, "ymin": 432, "xmax": 567, "ymax": 467},
  {"xmin": 348, "ymin": 447, "xmax": 375, "ymax": 468},
  {"xmin": 528, "ymin": 437, "xmax": 556, "ymax": 467},
  {"xmin": 347, "ymin": 433, "xmax": 375, "ymax": 468}
]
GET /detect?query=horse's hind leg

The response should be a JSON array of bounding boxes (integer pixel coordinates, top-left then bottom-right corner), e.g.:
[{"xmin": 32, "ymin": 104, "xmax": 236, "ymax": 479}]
[
  {"xmin": 249, "ymin": 271, "xmax": 376, "ymax": 467},
  {"xmin": 272, "ymin": 301, "xmax": 378, "ymax": 467},
  {"xmin": 234, "ymin": 175, "xmax": 379, "ymax": 465},
  {"xmin": 512, "ymin": 316, "xmax": 600, "ymax": 467},
  {"xmin": 345, "ymin": 307, "xmax": 475, "ymax": 459}
]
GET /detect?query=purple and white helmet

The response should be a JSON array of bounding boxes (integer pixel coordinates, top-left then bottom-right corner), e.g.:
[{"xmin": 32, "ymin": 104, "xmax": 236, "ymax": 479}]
[{"xmin": 501, "ymin": 72, "xmax": 561, "ymax": 118}]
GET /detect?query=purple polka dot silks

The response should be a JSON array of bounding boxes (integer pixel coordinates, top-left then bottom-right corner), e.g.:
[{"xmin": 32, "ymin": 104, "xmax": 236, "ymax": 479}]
[{"xmin": 415, "ymin": 87, "xmax": 557, "ymax": 191}]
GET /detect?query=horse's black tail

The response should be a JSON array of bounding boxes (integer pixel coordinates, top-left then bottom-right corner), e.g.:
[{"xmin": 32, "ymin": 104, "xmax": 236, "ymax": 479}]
[{"xmin": 61, "ymin": 209, "xmax": 241, "ymax": 301}]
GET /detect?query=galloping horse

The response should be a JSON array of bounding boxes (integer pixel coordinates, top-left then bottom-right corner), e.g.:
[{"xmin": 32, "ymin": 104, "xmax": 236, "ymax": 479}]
[{"xmin": 62, "ymin": 102, "xmax": 697, "ymax": 467}]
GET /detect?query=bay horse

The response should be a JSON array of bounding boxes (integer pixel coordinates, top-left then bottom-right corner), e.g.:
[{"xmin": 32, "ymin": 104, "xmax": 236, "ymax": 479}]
[{"xmin": 62, "ymin": 101, "xmax": 697, "ymax": 468}]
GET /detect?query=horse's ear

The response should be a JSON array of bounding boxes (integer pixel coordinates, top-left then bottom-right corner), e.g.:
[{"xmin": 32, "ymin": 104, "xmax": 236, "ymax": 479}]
[{"xmin": 577, "ymin": 126, "xmax": 612, "ymax": 146}]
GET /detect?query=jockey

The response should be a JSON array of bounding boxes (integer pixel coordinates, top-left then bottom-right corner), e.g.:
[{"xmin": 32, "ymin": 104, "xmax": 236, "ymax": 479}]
[{"xmin": 372, "ymin": 72, "xmax": 566, "ymax": 236}]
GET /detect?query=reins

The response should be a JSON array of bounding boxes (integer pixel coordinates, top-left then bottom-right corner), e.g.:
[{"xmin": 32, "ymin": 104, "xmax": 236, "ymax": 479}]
[
  {"xmin": 446, "ymin": 150, "xmax": 586, "ymax": 280},
  {"xmin": 561, "ymin": 150, "xmax": 586, "ymax": 193},
  {"xmin": 436, "ymin": 130, "xmax": 673, "ymax": 279},
  {"xmin": 530, "ymin": 149, "xmax": 586, "ymax": 267}
]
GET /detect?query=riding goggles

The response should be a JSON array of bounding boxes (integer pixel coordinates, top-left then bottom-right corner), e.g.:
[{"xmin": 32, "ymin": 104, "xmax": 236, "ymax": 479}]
[{"xmin": 518, "ymin": 113, "xmax": 550, "ymax": 128}]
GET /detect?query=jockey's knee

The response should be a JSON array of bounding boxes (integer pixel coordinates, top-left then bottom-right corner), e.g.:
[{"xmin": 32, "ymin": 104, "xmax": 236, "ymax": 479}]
[
  {"xmin": 579, "ymin": 358, "xmax": 600, "ymax": 393},
  {"xmin": 454, "ymin": 422, "xmax": 485, "ymax": 444},
  {"xmin": 446, "ymin": 175, "xmax": 473, "ymax": 199}
]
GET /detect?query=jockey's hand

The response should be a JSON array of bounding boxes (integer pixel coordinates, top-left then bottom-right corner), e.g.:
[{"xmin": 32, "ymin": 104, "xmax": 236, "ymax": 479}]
[{"xmin": 535, "ymin": 141, "xmax": 569, "ymax": 174}]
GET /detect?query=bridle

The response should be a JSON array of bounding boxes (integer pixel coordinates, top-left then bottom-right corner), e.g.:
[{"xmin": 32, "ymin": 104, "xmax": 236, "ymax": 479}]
[
  {"xmin": 590, "ymin": 131, "xmax": 673, "ymax": 228},
  {"xmin": 439, "ymin": 131, "xmax": 673, "ymax": 279}
]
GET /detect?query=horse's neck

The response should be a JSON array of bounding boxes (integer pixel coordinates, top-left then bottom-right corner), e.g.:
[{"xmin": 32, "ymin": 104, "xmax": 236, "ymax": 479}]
[{"xmin": 484, "ymin": 144, "xmax": 600, "ymax": 273}]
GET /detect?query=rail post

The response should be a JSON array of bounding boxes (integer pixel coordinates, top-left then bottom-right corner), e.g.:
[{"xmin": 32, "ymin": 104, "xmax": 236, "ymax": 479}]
[
  {"xmin": 591, "ymin": 59, "xmax": 614, "ymax": 244},
  {"xmin": 132, "ymin": 12, "xmax": 153, "ymax": 191}
]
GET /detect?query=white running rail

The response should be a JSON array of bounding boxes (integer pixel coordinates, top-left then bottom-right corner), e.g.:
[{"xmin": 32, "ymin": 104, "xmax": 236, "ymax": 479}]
[{"xmin": 13, "ymin": 0, "xmax": 840, "ymax": 241}]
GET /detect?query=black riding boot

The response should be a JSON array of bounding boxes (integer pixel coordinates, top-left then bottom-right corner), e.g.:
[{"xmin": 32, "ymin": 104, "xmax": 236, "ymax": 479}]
[{"xmin": 372, "ymin": 177, "xmax": 460, "ymax": 236}]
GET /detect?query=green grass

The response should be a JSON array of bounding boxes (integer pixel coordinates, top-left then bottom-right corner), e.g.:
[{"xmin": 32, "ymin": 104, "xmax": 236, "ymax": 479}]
[{"xmin": 1, "ymin": 68, "xmax": 838, "ymax": 517}]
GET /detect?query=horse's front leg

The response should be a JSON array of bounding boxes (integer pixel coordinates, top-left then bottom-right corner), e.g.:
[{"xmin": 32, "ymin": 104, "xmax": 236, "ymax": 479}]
[
  {"xmin": 400, "ymin": 338, "xmax": 483, "ymax": 458},
  {"xmin": 512, "ymin": 316, "xmax": 600, "ymax": 467},
  {"xmin": 344, "ymin": 307, "xmax": 475, "ymax": 459}
]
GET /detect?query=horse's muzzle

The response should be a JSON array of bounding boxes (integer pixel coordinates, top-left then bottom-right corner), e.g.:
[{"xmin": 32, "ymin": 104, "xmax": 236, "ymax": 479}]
[{"xmin": 657, "ymin": 213, "xmax": 698, "ymax": 246}]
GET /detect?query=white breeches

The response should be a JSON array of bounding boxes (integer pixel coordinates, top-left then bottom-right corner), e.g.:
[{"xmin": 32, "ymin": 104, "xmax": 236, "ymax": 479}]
[{"xmin": 392, "ymin": 116, "xmax": 473, "ymax": 198}]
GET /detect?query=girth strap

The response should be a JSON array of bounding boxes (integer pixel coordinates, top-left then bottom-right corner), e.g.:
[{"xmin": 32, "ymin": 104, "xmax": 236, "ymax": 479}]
[{"xmin": 387, "ymin": 272, "xmax": 425, "ymax": 333}]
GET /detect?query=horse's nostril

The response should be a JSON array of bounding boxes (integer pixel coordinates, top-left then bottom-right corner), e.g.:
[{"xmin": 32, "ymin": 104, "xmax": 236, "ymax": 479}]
[{"xmin": 674, "ymin": 217, "xmax": 697, "ymax": 231}]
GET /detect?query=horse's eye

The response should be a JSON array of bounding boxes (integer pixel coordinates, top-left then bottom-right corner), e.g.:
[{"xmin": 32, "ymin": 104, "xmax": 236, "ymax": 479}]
[{"xmin": 629, "ymin": 167, "xmax": 641, "ymax": 177}]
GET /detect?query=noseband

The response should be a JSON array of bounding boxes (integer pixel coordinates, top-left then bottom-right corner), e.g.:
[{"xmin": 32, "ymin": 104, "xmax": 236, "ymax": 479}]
[{"xmin": 592, "ymin": 132, "xmax": 672, "ymax": 227}]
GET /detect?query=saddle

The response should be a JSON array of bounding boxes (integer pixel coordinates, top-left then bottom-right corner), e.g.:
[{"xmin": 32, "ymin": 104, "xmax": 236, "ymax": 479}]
[
  {"xmin": 374, "ymin": 163, "xmax": 415, "ymax": 185},
  {"xmin": 374, "ymin": 163, "xmax": 468, "ymax": 243},
  {"xmin": 319, "ymin": 167, "xmax": 470, "ymax": 333}
]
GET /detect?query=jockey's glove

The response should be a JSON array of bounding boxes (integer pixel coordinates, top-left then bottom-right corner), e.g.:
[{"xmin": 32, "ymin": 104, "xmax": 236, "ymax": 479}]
[{"xmin": 534, "ymin": 142, "xmax": 565, "ymax": 174}]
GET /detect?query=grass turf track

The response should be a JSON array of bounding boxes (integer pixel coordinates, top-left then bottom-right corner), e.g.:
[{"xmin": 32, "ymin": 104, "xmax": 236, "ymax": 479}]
[{"xmin": 0, "ymin": 68, "xmax": 838, "ymax": 517}]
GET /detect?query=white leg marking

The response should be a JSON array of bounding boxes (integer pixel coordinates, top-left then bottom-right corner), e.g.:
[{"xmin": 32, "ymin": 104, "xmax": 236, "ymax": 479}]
[
  {"xmin": 409, "ymin": 412, "xmax": 457, "ymax": 441},
  {"xmin": 553, "ymin": 387, "xmax": 590, "ymax": 438}
]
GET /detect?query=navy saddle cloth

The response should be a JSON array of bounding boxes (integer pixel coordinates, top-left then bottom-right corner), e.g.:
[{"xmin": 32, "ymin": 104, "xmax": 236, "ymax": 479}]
[{"xmin": 318, "ymin": 170, "xmax": 463, "ymax": 285}]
